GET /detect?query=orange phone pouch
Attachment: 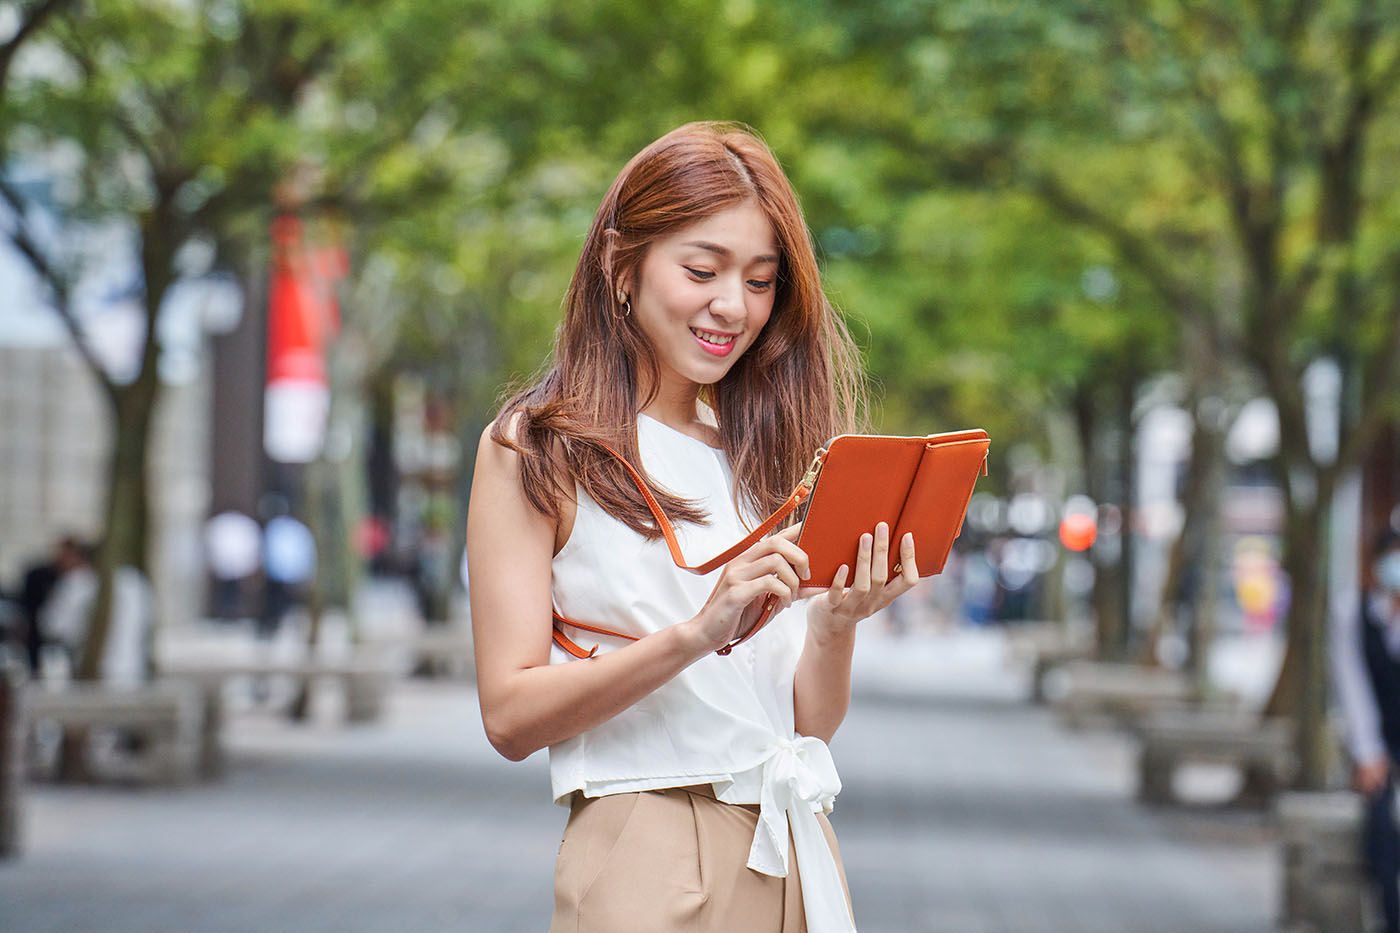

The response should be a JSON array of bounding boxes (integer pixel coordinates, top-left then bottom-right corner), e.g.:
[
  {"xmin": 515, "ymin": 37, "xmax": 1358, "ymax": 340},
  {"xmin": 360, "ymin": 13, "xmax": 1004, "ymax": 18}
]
[{"xmin": 796, "ymin": 430, "xmax": 990, "ymax": 587}]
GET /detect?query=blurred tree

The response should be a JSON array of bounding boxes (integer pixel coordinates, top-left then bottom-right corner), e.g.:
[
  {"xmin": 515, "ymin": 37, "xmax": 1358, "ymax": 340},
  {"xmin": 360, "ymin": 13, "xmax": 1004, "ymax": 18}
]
[
  {"xmin": 903, "ymin": 0, "xmax": 1400, "ymax": 788},
  {"xmin": 0, "ymin": 1, "xmax": 383, "ymax": 681}
]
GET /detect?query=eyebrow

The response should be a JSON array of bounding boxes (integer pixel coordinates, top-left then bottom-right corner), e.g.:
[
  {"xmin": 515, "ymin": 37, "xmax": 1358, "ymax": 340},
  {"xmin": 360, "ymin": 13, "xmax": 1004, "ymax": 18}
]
[{"xmin": 683, "ymin": 240, "xmax": 780, "ymax": 264}]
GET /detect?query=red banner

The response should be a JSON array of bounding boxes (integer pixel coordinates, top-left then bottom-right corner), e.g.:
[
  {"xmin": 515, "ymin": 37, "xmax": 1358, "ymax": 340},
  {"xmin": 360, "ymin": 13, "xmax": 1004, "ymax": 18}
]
[{"xmin": 264, "ymin": 214, "xmax": 348, "ymax": 463}]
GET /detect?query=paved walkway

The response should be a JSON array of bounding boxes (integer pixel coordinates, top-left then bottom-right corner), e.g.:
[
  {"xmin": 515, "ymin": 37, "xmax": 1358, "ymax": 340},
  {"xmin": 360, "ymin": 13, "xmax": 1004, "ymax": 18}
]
[{"xmin": 0, "ymin": 629, "xmax": 1277, "ymax": 931}]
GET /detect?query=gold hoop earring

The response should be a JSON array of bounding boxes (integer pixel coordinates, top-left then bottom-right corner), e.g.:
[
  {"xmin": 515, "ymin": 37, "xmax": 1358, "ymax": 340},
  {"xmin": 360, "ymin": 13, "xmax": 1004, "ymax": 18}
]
[{"xmin": 616, "ymin": 296, "xmax": 631, "ymax": 319}]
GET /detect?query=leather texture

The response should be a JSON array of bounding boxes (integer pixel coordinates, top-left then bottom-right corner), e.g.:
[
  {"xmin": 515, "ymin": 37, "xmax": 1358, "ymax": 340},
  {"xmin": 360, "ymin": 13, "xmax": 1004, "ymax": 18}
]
[{"xmin": 796, "ymin": 430, "xmax": 990, "ymax": 587}]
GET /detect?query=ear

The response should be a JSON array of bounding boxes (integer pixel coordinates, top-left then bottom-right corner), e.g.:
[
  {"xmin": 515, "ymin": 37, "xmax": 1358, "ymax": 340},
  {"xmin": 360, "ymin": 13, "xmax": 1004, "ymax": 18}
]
[{"xmin": 601, "ymin": 230, "xmax": 632, "ymax": 300}]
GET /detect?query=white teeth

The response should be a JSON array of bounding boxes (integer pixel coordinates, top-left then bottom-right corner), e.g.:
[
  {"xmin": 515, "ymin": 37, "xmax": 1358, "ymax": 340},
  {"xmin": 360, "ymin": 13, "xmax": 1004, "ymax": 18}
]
[{"xmin": 691, "ymin": 328, "xmax": 735, "ymax": 346}]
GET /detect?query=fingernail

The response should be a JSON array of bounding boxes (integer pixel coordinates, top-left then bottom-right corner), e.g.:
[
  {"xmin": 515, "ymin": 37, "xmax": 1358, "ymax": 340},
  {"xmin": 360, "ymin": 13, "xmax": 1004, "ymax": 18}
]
[
  {"xmin": 904, "ymin": 533, "xmax": 913, "ymax": 546},
  {"xmin": 801, "ymin": 567, "xmax": 810, "ymax": 580}
]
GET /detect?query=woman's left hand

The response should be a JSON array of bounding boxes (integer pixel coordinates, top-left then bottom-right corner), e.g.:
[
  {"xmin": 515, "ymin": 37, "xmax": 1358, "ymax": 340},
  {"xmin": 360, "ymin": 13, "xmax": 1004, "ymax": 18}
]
[{"xmin": 799, "ymin": 522, "xmax": 918, "ymax": 640}]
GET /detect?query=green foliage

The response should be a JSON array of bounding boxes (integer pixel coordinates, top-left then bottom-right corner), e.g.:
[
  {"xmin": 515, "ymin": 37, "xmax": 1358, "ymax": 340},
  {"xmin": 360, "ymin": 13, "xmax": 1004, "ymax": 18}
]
[
  {"xmin": 10, "ymin": 0, "xmax": 1396, "ymax": 482},
  {"xmin": 287, "ymin": 0, "xmax": 1173, "ymax": 462}
]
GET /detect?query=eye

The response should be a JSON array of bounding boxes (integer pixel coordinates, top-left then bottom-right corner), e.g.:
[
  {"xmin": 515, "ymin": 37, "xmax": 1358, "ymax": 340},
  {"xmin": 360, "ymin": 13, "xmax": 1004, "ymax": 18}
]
[
  {"xmin": 747, "ymin": 279, "xmax": 774, "ymax": 291},
  {"xmin": 683, "ymin": 266, "xmax": 714, "ymax": 280}
]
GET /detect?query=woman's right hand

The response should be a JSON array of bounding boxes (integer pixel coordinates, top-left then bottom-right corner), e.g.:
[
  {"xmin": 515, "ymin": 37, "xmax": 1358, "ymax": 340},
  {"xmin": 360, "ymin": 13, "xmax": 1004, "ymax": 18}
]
[{"xmin": 685, "ymin": 524, "xmax": 810, "ymax": 652}]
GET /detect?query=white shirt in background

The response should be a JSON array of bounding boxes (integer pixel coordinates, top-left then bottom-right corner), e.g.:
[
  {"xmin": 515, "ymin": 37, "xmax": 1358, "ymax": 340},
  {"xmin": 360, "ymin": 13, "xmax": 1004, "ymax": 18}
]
[{"xmin": 40, "ymin": 565, "xmax": 151, "ymax": 685}]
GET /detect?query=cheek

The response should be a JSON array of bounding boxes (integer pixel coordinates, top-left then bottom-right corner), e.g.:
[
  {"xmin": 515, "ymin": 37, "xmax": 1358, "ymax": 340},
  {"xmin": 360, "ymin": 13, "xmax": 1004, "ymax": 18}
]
[{"xmin": 749, "ymin": 295, "xmax": 776, "ymax": 332}]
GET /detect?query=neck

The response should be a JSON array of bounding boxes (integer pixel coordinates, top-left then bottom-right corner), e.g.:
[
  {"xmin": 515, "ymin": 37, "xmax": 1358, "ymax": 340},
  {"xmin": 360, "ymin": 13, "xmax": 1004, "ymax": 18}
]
[{"xmin": 639, "ymin": 375, "xmax": 703, "ymax": 431}]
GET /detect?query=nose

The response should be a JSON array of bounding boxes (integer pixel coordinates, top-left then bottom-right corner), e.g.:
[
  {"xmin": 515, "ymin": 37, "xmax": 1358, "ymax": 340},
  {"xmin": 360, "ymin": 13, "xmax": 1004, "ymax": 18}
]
[{"xmin": 708, "ymin": 276, "xmax": 746, "ymax": 324}]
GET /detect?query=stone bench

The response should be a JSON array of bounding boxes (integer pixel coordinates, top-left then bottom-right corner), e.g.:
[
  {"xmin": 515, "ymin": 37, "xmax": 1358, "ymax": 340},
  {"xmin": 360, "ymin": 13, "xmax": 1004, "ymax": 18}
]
[
  {"xmin": 161, "ymin": 659, "xmax": 393, "ymax": 778},
  {"xmin": 1134, "ymin": 710, "xmax": 1294, "ymax": 807},
  {"xmin": 1049, "ymin": 662, "xmax": 1245, "ymax": 731},
  {"xmin": 408, "ymin": 629, "xmax": 475, "ymax": 679},
  {"xmin": 1003, "ymin": 623, "xmax": 1093, "ymax": 704},
  {"xmin": 1050, "ymin": 661, "xmax": 1199, "ymax": 729},
  {"xmin": 1276, "ymin": 792, "xmax": 1367, "ymax": 932},
  {"xmin": 23, "ymin": 680, "xmax": 204, "ymax": 785},
  {"xmin": 1028, "ymin": 643, "xmax": 1093, "ymax": 704}
]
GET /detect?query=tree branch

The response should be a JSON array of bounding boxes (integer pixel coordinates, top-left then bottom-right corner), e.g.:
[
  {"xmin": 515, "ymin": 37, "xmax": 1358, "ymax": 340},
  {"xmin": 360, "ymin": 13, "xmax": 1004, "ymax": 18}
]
[
  {"xmin": 56, "ymin": 27, "xmax": 169, "ymax": 180},
  {"xmin": 1027, "ymin": 170, "xmax": 1212, "ymax": 328},
  {"xmin": 1141, "ymin": 5, "xmax": 1284, "ymax": 335},
  {"xmin": 1337, "ymin": 257, "xmax": 1400, "ymax": 472},
  {"xmin": 0, "ymin": 178, "xmax": 117, "ymax": 399},
  {"xmin": 0, "ymin": 0, "xmax": 74, "ymax": 97},
  {"xmin": 1316, "ymin": 2, "xmax": 1381, "ymax": 249}
]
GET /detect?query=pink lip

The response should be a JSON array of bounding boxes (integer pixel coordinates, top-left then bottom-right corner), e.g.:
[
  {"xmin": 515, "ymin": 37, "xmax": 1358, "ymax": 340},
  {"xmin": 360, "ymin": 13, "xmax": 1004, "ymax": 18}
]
[{"xmin": 692, "ymin": 329, "xmax": 737, "ymax": 357}]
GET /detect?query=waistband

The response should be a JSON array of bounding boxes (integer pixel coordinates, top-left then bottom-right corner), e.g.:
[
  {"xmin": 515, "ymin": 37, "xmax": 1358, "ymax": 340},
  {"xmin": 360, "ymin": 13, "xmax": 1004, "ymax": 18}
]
[
  {"xmin": 572, "ymin": 783, "xmax": 761, "ymax": 815},
  {"xmin": 673, "ymin": 783, "xmax": 761, "ymax": 814}
]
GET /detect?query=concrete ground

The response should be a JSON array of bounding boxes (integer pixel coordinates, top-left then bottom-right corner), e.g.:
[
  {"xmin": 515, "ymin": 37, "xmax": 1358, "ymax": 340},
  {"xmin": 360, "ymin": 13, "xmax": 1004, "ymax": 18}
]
[{"xmin": 0, "ymin": 627, "xmax": 1278, "ymax": 932}]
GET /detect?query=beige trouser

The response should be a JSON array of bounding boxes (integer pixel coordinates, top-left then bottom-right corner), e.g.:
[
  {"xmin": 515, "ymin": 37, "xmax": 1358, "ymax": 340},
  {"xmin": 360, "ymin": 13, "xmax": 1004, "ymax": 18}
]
[{"xmin": 551, "ymin": 784, "xmax": 850, "ymax": 933}]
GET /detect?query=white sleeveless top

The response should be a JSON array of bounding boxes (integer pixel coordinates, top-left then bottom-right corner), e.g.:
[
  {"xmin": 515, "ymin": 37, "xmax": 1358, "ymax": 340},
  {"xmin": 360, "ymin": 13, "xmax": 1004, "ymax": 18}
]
[{"xmin": 549, "ymin": 413, "xmax": 855, "ymax": 933}]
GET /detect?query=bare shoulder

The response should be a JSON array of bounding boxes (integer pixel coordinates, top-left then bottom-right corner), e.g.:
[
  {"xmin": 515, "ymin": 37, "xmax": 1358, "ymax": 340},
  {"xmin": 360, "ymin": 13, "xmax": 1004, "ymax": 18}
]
[
  {"xmin": 471, "ymin": 411, "xmax": 576, "ymax": 554},
  {"xmin": 474, "ymin": 412, "xmax": 533, "ymax": 479}
]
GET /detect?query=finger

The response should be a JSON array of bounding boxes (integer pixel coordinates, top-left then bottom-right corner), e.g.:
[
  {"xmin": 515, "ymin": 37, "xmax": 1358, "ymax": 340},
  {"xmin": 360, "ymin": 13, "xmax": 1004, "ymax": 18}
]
[
  {"xmin": 899, "ymin": 532, "xmax": 918, "ymax": 585},
  {"xmin": 750, "ymin": 523, "xmax": 803, "ymax": 561},
  {"xmin": 763, "ymin": 558, "xmax": 802, "ymax": 598},
  {"xmin": 755, "ymin": 573, "xmax": 796, "ymax": 608},
  {"xmin": 774, "ymin": 522, "xmax": 803, "ymax": 541},
  {"xmin": 825, "ymin": 564, "xmax": 850, "ymax": 606},
  {"xmin": 880, "ymin": 570, "xmax": 917, "ymax": 607},
  {"xmin": 744, "ymin": 550, "xmax": 800, "ymax": 585},
  {"xmin": 738, "ymin": 556, "xmax": 801, "ymax": 603},
  {"xmin": 741, "ymin": 539, "xmax": 810, "ymax": 585},
  {"xmin": 852, "ymin": 533, "xmax": 873, "ymax": 595},
  {"xmin": 770, "ymin": 537, "xmax": 812, "ymax": 581},
  {"xmin": 870, "ymin": 522, "xmax": 890, "ymax": 586}
]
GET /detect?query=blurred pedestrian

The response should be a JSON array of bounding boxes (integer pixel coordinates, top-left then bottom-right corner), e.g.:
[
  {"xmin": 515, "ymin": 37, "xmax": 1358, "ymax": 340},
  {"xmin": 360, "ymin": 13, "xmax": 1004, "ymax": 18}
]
[
  {"xmin": 14, "ymin": 537, "xmax": 87, "ymax": 675},
  {"xmin": 469, "ymin": 123, "xmax": 917, "ymax": 933},
  {"xmin": 259, "ymin": 502, "xmax": 316, "ymax": 639},
  {"xmin": 41, "ymin": 543, "xmax": 152, "ymax": 685},
  {"xmin": 204, "ymin": 511, "xmax": 263, "ymax": 621},
  {"xmin": 1330, "ymin": 527, "xmax": 1400, "ymax": 933}
]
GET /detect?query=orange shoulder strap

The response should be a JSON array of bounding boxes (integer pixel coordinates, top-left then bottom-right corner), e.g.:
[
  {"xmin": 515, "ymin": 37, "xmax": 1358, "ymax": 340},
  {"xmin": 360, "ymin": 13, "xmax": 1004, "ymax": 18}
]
[{"xmin": 551, "ymin": 442, "xmax": 825, "ymax": 659}]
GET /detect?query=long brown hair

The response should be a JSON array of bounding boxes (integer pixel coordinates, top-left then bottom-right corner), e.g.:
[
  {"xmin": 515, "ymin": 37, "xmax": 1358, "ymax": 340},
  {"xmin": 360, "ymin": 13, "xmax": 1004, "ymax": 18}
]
[{"xmin": 492, "ymin": 122, "xmax": 865, "ymax": 537}]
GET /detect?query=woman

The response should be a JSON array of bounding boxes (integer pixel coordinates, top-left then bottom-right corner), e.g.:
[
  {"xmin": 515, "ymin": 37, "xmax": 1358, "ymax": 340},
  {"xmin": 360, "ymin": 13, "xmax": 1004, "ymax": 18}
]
[{"xmin": 467, "ymin": 122, "xmax": 922, "ymax": 933}]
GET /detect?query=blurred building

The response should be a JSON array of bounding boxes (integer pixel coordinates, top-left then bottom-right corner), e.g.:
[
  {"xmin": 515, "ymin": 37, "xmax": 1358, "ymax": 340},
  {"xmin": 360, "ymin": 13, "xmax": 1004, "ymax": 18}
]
[
  {"xmin": 0, "ymin": 213, "xmax": 220, "ymax": 631},
  {"xmin": 0, "ymin": 341, "xmax": 210, "ymax": 632}
]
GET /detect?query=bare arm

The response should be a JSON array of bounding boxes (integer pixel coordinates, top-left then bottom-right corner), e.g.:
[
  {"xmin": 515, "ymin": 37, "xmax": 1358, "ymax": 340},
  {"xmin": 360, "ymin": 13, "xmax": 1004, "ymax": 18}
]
[
  {"xmin": 793, "ymin": 524, "xmax": 918, "ymax": 742},
  {"xmin": 468, "ymin": 423, "xmax": 806, "ymax": 761}
]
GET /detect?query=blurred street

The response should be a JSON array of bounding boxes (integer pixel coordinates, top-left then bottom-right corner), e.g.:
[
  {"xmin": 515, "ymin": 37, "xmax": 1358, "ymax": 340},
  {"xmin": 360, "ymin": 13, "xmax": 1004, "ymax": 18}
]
[
  {"xmin": 4, "ymin": 5, "xmax": 1398, "ymax": 931},
  {"xmin": 0, "ymin": 627, "xmax": 1277, "ymax": 933}
]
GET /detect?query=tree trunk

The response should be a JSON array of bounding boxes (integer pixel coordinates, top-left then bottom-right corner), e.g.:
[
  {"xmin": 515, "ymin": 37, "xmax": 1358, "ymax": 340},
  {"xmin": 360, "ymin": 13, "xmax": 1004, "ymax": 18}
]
[
  {"xmin": 1186, "ymin": 438, "xmax": 1224, "ymax": 694},
  {"xmin": 1115, "ymin": 373, "xmax": 1137, "ymax": 659},
  {"xmin": 61, "ymin": 378, "xmax": 157, "ymax": 781},
  {"xmin": 1262, "ymin": 490, "xmax": 1332, "ymax": 790},
  {"xmin": 1073, "ymin": 385, "xmax": 1123, "ymax": 660},
  {"xmin": 76, "ymin": 382, "xmax": 157, "ymax": 683},
  {"xmin": 1138, "ymin": 394, "xmax": 1227, "ymax": 670},
  {"xmin": 1137, "ymin": 403, "xmax": 1205, "ymax": 667},
  {"xmin": 77, "ymin": 204, "xmax": 174, "ymax": 684},
  {"xmin": 290, "ymin": 458, "xmax": 327, "ymax": 722}
]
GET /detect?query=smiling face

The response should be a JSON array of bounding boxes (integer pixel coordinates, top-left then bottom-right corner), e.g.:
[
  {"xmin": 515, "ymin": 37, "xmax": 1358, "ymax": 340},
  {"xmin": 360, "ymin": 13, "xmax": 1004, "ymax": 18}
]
[{"xmin": 622, "ymin": 199, "xmax": 780, "ymax": 403}]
